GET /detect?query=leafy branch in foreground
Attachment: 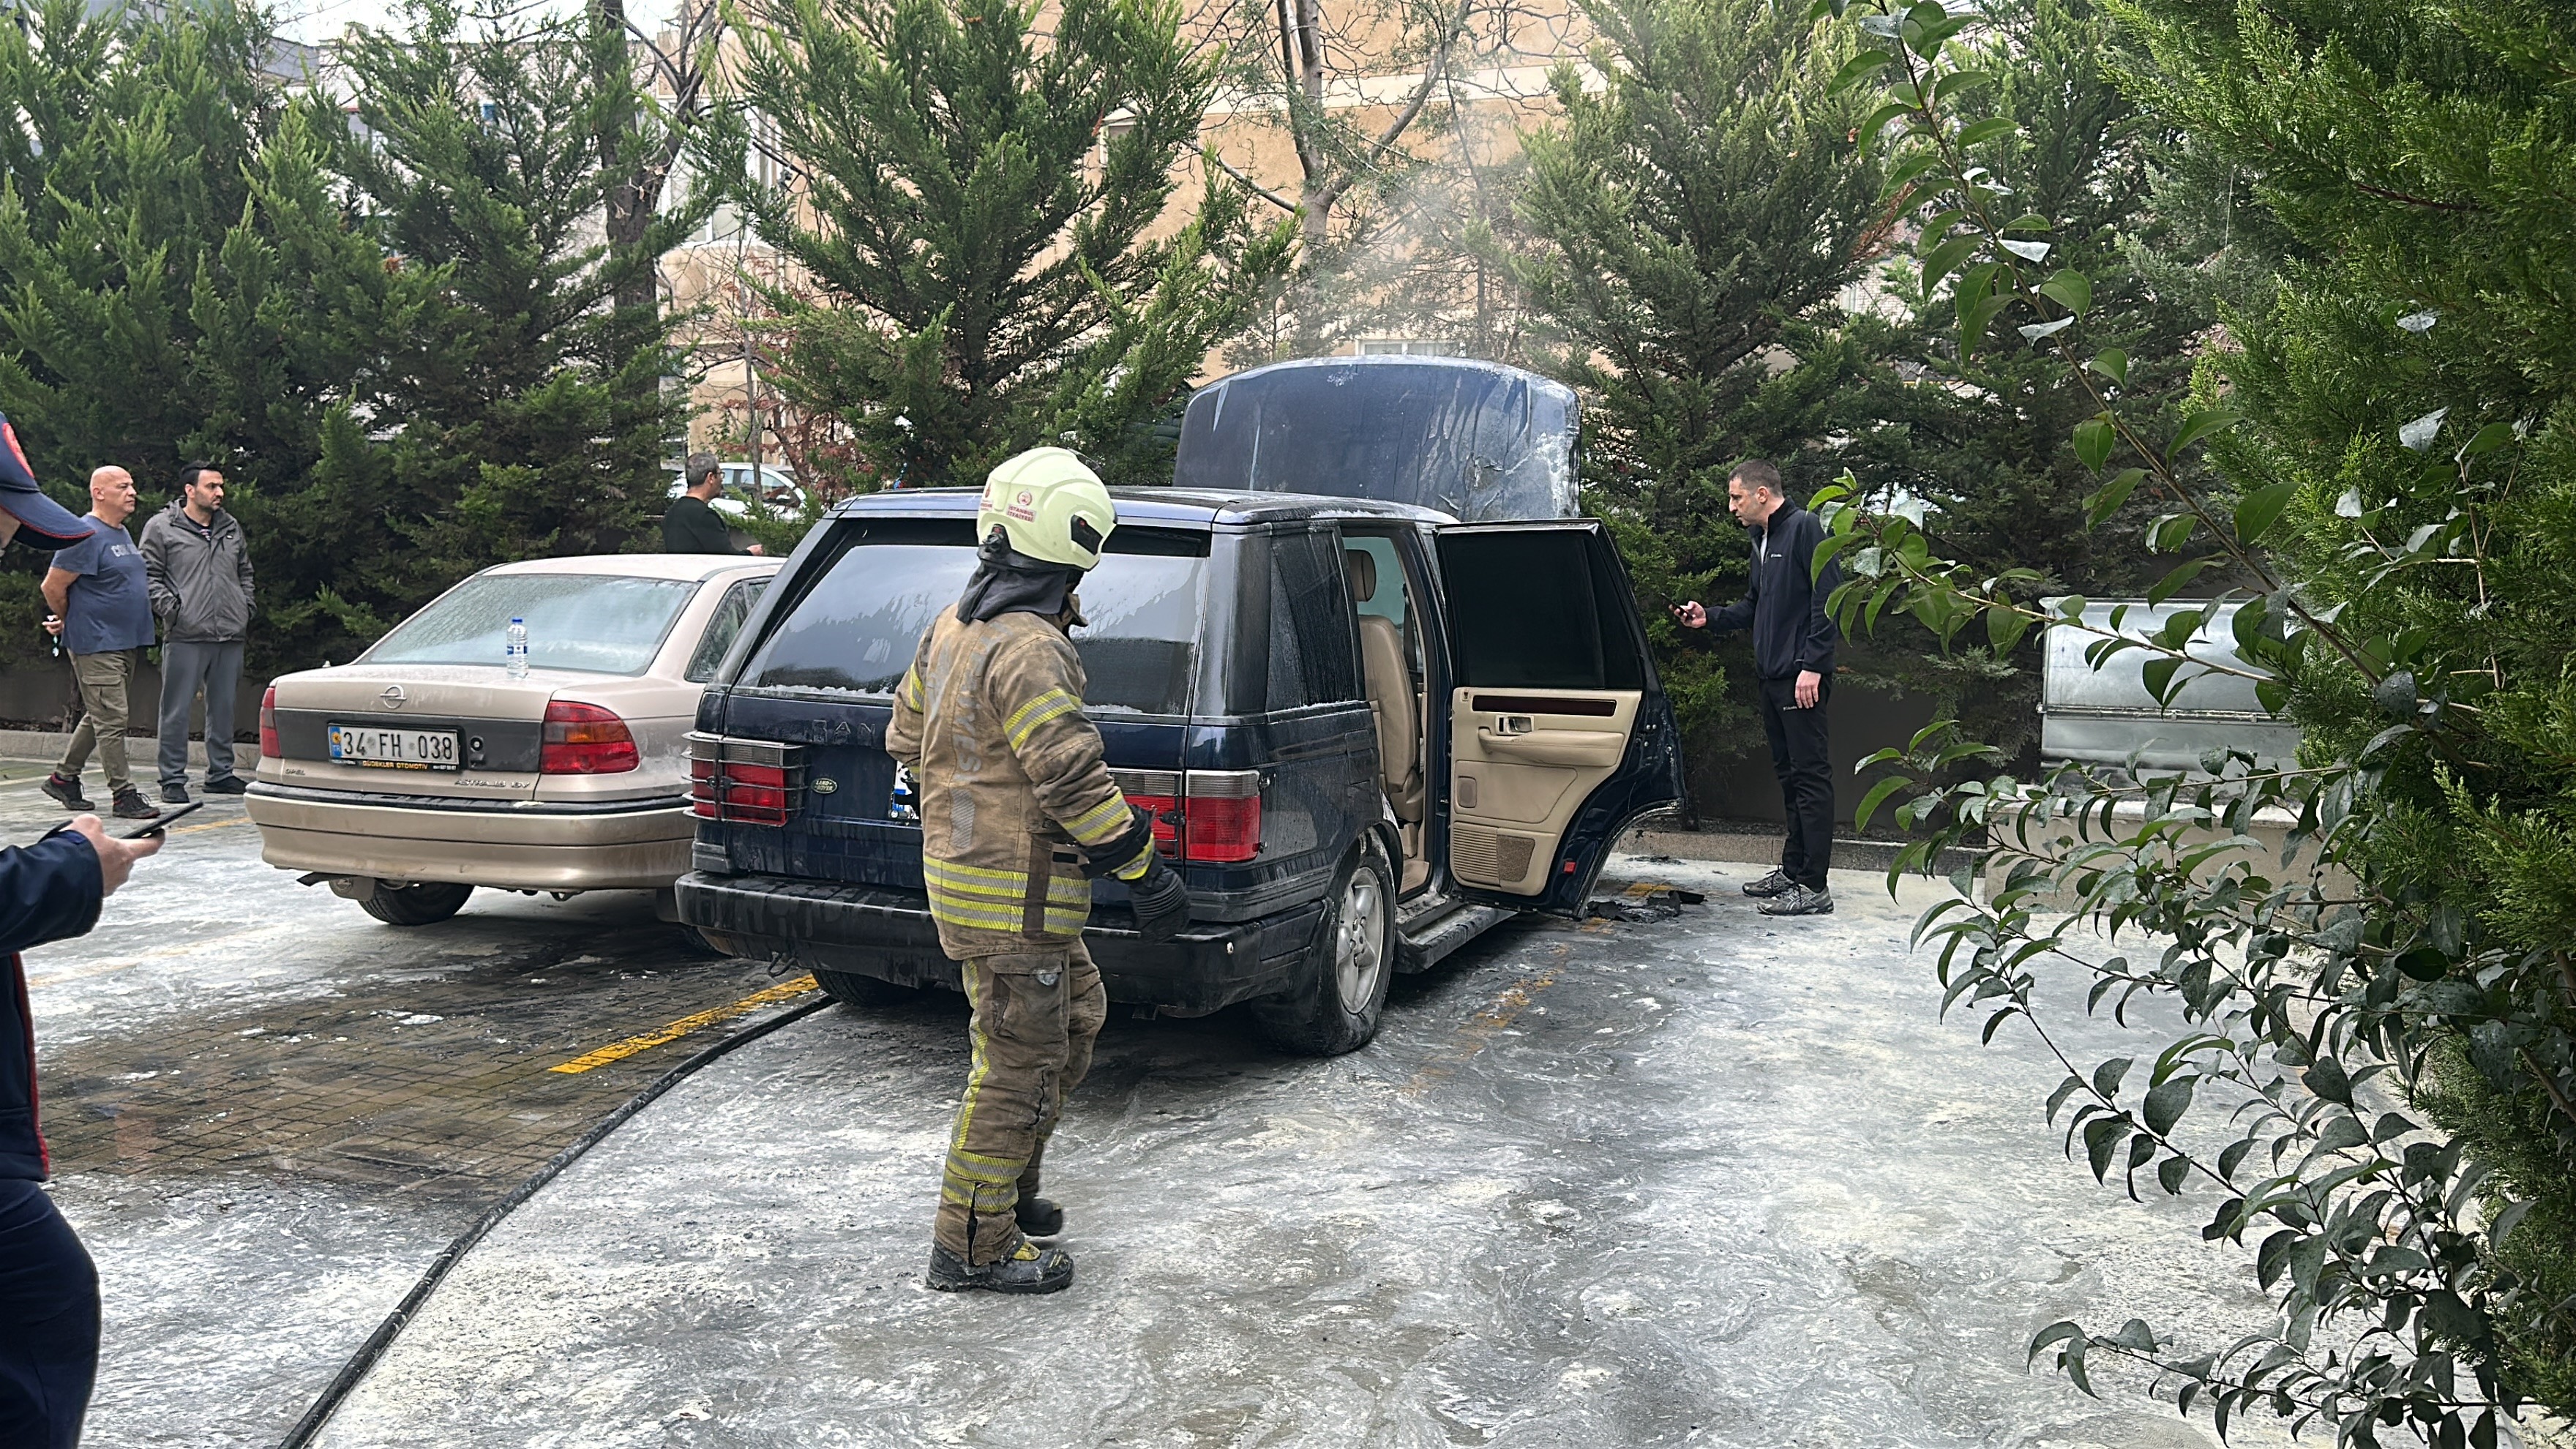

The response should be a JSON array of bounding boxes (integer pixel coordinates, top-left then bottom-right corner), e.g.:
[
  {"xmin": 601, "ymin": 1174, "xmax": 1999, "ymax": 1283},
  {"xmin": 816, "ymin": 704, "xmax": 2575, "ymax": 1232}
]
[{"xmin": 1810, "ymin": 0, "xmax": 2576, "ymax": 1442}]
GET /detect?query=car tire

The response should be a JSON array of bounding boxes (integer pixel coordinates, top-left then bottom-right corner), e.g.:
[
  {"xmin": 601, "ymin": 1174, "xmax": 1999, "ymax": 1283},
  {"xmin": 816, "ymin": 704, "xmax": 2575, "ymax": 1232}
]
[
  {"xmin": 1253, "ymin": 836, "xmax": 1396, "ymax": 1057},
  {"xmin": 356, "ymin": 881, "xmax": 473, "ymax": 926},
  {"xmin": 814, "ymin": 967, "xmax": 918, "ymax": 1011}
]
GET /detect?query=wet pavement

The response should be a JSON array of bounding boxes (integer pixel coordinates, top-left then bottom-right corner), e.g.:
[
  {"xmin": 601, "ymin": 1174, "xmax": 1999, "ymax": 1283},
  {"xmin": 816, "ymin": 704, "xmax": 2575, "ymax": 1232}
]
[
  {"xmin": 0, "ymin": 757, "xmax": 812, "ymax": 1447},
  {"xmin": 299, "ymin": 858, "xmax": 2300, "ymax": 1449}
]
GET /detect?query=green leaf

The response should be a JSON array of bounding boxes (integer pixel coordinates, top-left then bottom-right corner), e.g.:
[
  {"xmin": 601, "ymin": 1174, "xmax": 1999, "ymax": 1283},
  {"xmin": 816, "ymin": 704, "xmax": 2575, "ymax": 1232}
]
[
  {"xmin": 2027, "ymin": 1319, "xmax": 2083, "ymax": 1366},
  {"xmin": 2233, "ymin": 482, "xmax": 2298, "ymax": 545},
  {"xmin": 2141, "ymin": 655, "xmax": 2184, "ymax": 704},
  {"xmin": 2092, "ymin": 1056, "xmax": 2132, "ymax": 1099},
  {"xmin": 2083, "ymin": 1115, "xmax": 2133, "ymax": 1183},
  {"xmin": 1858, "ymin": 100, "xmax": 1920, "ymax": 153},
  {"xmin": 2073, "ymin": 417, "xmax": 2115, "ymax": 472},
  {"xmin": 2151, "ymin": 512, "xmax": 2196, "ymax": 552},
  {"xmin": 1953, "ymin": 116, "xmax": 2018, "ymax": 148},
  {"xmin": 1918, "ymin": 233, "xmax": 1980, "ymax": 296},
  {"xmin": 1827, "ymin": 49, "xmax": 1895, "ymax": 94},
  {"xmin": 1987, "ymin": 601, "xmax": 2031, "ymax": 656},
  {"xmin": 2153, "ymin": 554, "xmax": 2215, "ymax": 600},
  {"xmin": 1854, "ymin": 775, "xmax": 1909, "ymax": 834},
  {"xmin": 2083, "ymin": 468, "xmax": 2144, "ymax": 528},
  {"xmin": 2157, "ymin": 1154, "xmax": 2191, "ymax": 1195},
  {"xmin": 1880, "ymin": 150, "xmax": 1945, "ymax": 205},
  {"xmin": 2461, "ymin": 420, "xmax": 2515, "ymax": 457},
  {"xmin": 2037, "ymin": 269, "xmax": 2092, "ymax": 315},
  {"xmin": 1959, "ymin": 293, "xmax": 2012, "ymax": 357},
  {"xmin": 2168, "ymin": 408, "xmax": 2246, "ymax": 460},
  {"xmin": 2143, "ymin": 1076, "xmax": 2195, "ymax": 1136},
  {"xmin": 2085, "ymin": 349, "xmax": 2128, "ymax": 388}
]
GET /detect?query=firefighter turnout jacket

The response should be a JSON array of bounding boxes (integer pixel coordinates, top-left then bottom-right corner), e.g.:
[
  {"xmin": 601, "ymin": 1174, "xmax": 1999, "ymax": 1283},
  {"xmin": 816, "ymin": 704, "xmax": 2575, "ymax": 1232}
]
[{"xmin": 888, "ymin": 607, "xmax": 1155, "ymax": 959}]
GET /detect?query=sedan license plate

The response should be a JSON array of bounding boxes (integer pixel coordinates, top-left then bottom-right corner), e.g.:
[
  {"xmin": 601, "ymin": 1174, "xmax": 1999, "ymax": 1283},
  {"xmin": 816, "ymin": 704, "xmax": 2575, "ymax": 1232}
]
[{"xmin": 328, "ymin": 724, "xmax": 460, "ymax": 771}]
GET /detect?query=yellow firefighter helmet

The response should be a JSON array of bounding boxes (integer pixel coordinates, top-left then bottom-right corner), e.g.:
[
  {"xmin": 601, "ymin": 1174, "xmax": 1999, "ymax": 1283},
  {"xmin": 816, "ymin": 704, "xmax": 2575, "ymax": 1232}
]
[{"xmin": 976, "ymin": 447, "xmax": 1117, "ymax": 569}]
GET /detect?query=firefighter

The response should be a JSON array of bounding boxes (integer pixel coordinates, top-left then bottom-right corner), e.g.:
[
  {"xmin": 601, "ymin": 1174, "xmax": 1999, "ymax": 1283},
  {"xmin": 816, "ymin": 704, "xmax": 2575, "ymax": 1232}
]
[{"xmin": 888, "ymin": 446, "xmax": 1191, "ymax": 1295}]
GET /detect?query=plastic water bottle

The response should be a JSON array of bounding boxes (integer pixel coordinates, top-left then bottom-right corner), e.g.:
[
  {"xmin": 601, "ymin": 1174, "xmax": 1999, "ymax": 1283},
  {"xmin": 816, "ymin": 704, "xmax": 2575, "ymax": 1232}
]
[
  {"xmin": 888, "ymin": 762, "xmax": 918, "ymax": 822},
  {"xmin": 505, "ymin": 617, "xmax": 529, "ymax": 678}
]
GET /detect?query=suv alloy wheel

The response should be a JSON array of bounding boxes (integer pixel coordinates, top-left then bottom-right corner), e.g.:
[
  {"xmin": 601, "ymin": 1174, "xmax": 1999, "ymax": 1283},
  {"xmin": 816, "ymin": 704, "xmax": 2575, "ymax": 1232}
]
[{"xmin": 1253, "ymin": 835, "xmax": 1396, "ymax": 1055}]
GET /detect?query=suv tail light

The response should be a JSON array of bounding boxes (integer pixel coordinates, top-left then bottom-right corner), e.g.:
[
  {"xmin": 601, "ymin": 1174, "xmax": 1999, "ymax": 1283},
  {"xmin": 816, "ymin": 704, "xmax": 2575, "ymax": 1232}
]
[
  {"xmin": 1113, "ymin": 768, "xmax": 1262, "ymax": 864},
  {"xmin": 541, "ymin": 701, "xmax": 639, "ymax": 774},
  {"xmin": 688, "ymin": 733, "xmax": 806, "ymax": 825},
  {"xmin": 258, "ymin": 685, "xmax": 279, "ymax": 761}
]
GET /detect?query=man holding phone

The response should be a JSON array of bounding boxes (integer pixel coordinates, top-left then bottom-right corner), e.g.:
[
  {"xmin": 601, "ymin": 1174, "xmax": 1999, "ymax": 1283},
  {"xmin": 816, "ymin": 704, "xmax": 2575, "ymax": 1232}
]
[
  {"xmin": 0, "ymin": 411, "xmax": 163, "ymax": 1448},
  {"xmin": 1671, "ymin": 459, "xmax": 1844, "ymax": 918}
]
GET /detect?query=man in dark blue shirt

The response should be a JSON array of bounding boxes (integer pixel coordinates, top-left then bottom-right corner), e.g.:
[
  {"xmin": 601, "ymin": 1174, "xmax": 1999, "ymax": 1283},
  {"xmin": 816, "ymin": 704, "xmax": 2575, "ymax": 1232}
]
[
  {"xmin": 40, "ymin": 467, "xmax": 160, "ymax": 821},
  {"xmin": 1674, "ymin": 459, "xmax": 1844, "ymax": 916}
]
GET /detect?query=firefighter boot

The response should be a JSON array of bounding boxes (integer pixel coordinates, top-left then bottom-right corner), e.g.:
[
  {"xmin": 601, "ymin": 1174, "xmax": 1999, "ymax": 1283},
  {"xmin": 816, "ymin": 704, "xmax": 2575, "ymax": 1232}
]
[
  {"xmin": 1016, "ymin": 1197, "xmax": 1064, "ymax": 1239},
  {"xmin": 926, "ymin": 1239, "xmax": 1075, "ymax": 1295}
]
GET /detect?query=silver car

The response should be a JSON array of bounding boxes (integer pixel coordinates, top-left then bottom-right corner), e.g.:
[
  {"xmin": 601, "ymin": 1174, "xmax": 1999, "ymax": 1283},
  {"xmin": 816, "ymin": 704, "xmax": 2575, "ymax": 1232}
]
[{"xmin": 247, "ymin": 555, "xmax": 779, "ymax": 924}]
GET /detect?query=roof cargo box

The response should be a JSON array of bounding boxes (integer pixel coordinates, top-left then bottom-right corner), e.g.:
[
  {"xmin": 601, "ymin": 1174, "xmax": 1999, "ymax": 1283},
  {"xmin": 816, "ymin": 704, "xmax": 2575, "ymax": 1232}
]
[{"xmin": 1173, "ymin": 356, "xmax": 1579, "ymax": 522}]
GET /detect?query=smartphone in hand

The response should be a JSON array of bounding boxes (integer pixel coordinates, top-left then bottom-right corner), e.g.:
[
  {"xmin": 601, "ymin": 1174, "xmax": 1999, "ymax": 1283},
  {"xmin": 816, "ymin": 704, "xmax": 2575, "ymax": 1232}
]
[{"xmin": 116, "ymin": 801, "xmax": 203, "ymax": 839}]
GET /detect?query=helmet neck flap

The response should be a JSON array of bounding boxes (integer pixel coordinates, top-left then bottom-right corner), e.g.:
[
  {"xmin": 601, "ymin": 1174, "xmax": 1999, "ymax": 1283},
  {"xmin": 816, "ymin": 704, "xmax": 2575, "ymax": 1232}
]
[{"xmin": 956, "ymin": 528, "xmax": 1087, "ymax": 627}]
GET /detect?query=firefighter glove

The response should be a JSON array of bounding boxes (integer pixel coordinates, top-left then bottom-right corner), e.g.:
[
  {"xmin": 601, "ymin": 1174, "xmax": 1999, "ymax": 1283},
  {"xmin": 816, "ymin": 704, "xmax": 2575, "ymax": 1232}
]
[{"xmin": 1127, "ymin": 854, "xmax": 1191, "ymax": 941}]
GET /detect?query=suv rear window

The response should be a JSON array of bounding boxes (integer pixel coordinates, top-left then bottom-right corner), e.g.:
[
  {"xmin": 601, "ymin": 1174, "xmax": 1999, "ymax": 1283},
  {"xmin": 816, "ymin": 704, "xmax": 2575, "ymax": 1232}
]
[{"xmin": 741, "ymin": 518, "xmax": 1210, "ymax": 715}]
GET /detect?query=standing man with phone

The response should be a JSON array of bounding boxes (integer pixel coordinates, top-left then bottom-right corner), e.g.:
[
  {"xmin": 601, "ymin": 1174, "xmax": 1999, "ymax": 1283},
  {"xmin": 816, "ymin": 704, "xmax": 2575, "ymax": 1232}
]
[
  {"xmin": 140, "ymin": 462, "xmax": 253, "ymax": 805},
  {"xmin": 1671, "ymin": 459, "xmax": 1844, "ymax": 917},
  {"xmin": 38, "ymin": 468, "xmax": 160, "ymax": 822}
]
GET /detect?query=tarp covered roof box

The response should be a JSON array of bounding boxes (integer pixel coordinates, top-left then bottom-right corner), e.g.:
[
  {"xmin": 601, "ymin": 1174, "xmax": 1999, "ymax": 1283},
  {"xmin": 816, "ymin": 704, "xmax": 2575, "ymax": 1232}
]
[{"xmin": 1172, "ymin": 356, "xmax": 1579, "ymax": 522}]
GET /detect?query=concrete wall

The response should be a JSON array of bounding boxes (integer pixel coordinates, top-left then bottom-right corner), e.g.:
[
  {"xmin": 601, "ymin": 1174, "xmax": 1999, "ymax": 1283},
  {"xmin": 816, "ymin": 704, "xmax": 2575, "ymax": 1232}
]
[
  {"xmin": 1691, "ymin": 681, "xmax": 1939, "ymax": 830},
  {"xmin": 0, "ymin": 658, "xmax": 260, "ymax": 741}
]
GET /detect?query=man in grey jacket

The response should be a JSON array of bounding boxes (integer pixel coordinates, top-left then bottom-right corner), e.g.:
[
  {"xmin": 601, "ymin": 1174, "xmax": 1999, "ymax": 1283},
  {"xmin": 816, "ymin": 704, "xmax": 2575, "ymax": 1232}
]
[{"xmin": 139, "ymin": 462, "xmax": 253, "ymax": 803}]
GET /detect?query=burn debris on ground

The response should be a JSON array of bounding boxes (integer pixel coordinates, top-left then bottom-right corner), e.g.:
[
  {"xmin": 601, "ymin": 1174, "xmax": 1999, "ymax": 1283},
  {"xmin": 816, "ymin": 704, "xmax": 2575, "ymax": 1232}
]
[{"xmin": 1585, "ymin": 888, "xmax": 1707, "ymax": 922}]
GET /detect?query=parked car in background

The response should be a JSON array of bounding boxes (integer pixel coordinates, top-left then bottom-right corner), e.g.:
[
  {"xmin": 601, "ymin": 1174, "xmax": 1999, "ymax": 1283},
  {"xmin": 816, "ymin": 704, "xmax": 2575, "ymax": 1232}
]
[
  {"xmin": 247, "ymin": 555, "xmax": 779, "ymax": 925},
  {"xmin": 678, "ymin": 357, "xmax": 1688, "ymax": 1056}
]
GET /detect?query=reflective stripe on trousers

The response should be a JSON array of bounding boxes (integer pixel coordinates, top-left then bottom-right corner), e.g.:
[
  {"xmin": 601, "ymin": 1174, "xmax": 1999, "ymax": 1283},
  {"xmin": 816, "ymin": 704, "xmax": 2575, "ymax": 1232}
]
[{"xmin": 933, "ymin": 940, "xmax": 1107, "ymax": 1264}]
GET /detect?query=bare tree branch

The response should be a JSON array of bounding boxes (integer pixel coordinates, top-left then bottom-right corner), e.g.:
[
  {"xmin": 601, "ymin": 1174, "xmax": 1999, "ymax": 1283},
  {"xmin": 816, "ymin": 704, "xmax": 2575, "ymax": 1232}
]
[{"xmin": 1206, "ymin": 146, "xmax": 1300, "ymax": 212}]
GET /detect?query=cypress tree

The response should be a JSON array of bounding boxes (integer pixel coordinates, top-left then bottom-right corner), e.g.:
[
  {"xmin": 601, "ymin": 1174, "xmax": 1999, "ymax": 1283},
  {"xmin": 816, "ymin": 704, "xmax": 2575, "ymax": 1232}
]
[
  {"xmin": 719, "ymin": 0, "xmax": 1292, "ymax": 489},
  {"xmin": 1510, "ymin": 0, "xmax": 1882, "ymax": 762},
  {"xmin": 323, "ymin": 0, "xmax": 702, "ymax": 634},
  {"xmin": 0, "ymin": 0, "xmax": 430, "ymax": 673}
]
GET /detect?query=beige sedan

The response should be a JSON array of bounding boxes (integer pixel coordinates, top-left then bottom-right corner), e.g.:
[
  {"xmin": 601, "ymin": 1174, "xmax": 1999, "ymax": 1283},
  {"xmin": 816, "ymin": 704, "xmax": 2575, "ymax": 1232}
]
[{"xmin": 247, "ymin": 555, "xmax": 779, "ymax": 925}]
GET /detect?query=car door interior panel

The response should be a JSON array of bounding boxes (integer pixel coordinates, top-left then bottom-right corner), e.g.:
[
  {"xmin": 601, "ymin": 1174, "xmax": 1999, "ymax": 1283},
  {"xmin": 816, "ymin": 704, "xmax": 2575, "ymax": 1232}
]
[{"xmin": 1448, "ymin": 688, "xmax": 1640, "ymax": 892}]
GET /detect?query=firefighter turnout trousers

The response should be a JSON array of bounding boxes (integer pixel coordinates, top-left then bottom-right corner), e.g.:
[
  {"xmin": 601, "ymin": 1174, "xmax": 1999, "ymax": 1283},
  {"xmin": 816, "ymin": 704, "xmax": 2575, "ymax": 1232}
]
[{"xmin": 936, "ymin": 942, "xmax": 1108, "ymax": 1264}]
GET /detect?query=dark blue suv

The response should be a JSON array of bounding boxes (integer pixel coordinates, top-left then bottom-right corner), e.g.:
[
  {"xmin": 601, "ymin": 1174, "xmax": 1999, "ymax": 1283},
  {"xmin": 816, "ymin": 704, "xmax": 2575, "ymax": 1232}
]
[{"xmin": 677, "ymin": 359, "xmax": 1687, "ymax": 1054}]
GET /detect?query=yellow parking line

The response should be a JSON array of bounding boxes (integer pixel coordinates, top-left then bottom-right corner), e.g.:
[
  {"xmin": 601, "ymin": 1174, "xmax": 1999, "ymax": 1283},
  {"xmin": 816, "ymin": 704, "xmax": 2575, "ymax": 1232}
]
[
  {"xmin": 170, "ymin": 817, "xmax": 248, "ymax": 835},
  {"xmin": 547, "ymin": 975, "xmax": 820, "ymax": 1075}
]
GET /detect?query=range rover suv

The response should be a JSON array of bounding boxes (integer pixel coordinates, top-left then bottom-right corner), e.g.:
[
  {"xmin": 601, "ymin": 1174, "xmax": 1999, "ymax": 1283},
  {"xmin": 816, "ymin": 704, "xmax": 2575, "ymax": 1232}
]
[{"xmin": 677, "ymin": 359, "xmax": 1686, "ymax": 1054}]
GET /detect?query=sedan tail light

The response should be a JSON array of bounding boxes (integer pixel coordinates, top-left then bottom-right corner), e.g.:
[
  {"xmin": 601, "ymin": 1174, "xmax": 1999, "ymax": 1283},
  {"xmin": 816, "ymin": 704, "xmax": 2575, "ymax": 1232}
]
[
  {"xmin": 258, "ymin": 685, "xmax": 279, "ymax": 761},
  {"xmin": 541, "ymin": 702, "xmax": 638, "ymax": 774},
  {"xmin": 1113, "ymin": 768, "xmax": 1262, "ymax": 864},
  {"xmin": 688, "ymin": 733, "xmax": 806, "ymax": 825}
]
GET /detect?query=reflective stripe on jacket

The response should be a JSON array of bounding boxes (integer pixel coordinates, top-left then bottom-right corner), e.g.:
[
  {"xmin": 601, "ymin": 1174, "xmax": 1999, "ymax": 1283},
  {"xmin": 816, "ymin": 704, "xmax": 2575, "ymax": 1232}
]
[{"xmin": 886, "ymin": 607, "xmax": 1150, "ymax": 958}]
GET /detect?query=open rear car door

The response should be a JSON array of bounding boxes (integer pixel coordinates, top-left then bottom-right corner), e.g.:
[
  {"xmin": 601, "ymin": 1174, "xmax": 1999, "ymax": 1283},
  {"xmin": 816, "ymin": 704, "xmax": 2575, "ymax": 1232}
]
[{"xmin": 1434, "ymin": 520, "xmax": 1686, "ymax": 916}]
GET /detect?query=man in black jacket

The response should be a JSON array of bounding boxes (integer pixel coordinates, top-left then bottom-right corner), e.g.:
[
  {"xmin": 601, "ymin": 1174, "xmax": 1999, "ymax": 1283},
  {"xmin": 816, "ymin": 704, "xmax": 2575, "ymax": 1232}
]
[
  {"xmin": 662, "ymin": 454, "xmax": 763, "ymax": 556},
  {"xmin": 1674, "ymin": 460, "xmax": 1844, "ymax": 917}
]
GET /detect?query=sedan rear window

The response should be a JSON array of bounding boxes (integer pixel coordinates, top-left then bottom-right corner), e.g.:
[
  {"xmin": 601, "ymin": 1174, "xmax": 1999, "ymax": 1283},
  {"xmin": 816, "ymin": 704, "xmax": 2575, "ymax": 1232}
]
[
  {"xmin": 743, "ymin": 518, "xmax": 1208, "ymax": 715},
  {"xmin": 364, "ymin": 573, "xmax": 702, "ymax": 675}
]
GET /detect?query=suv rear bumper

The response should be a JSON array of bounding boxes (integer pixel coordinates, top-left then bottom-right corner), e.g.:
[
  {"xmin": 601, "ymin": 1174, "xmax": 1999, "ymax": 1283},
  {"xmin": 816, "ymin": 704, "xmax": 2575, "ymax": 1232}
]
[{"xmin": 675, "ymin": 870, "xmax": 1325, "ymax": 1015}]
